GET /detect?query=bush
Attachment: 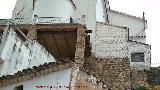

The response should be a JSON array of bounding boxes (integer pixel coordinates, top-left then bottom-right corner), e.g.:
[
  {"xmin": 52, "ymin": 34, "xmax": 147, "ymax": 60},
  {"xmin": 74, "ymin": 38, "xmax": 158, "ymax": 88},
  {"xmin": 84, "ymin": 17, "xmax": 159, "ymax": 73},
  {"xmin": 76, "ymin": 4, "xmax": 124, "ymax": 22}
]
[{"xmin": 131, "ymin": 84, "xmax": 149, "ymax": 90}]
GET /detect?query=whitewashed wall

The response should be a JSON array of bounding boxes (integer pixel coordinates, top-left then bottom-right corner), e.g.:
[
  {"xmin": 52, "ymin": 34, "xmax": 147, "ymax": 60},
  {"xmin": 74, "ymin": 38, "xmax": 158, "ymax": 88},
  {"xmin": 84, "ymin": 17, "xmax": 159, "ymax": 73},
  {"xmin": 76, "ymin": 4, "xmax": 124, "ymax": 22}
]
[
  {"xmin": 131, "ymin": 37, "xmax": 146, "ymax": 43},
  {"xmin": 107, "ymin": 9, "xmax": 146, "ymax": 43},
  {"xmin": 0, "ymin": 68, "xmax": 72, "ymax": 90},
  {"xmin": 95, "ymin": 22, "xmax": 128, "ymax": 58},
  {"xmin": 73, "ymin": 0, "xmax": 97, "ymax": 56},
  {"xmin": 96, "ymin": 0, "xmax": 105, "ymax": 23},
  {"xmin": 33, "ymin": 0, "xmax": 74, "ymax": 18},
  {"xmin": 12, "ymin": 0, "xmax": 33, "ymax": 19},
  {"xmin": 0, "ymin": 62, "xmax": 3, "ymax": 75},
  {"xmin": 128, "ymin": 41, "xmax": 151, "ymax": 69},
  {"xmin": 0, "ymin": 28, "xmax": 55, "ymax": 76}
]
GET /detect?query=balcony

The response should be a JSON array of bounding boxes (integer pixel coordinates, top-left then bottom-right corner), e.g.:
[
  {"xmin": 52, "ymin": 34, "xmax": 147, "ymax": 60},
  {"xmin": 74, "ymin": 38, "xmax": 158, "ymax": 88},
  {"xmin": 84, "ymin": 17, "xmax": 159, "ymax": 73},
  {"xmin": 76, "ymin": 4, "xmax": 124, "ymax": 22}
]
[{"xmin": 0, "ymin": 16, "xmax": 85, "ymax": 25}]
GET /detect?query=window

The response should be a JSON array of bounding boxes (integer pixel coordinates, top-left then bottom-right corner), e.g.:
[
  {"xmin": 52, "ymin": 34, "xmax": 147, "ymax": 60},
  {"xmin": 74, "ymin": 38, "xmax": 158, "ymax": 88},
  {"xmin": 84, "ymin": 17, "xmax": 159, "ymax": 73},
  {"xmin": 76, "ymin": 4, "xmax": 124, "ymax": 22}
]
[
  {"xmin": 131, "ymin": 52, "xmax": 144, "ymax": 62},
  {"xmin": 14, "ymin": 85, "xmax": 23, "ymax": 90}
]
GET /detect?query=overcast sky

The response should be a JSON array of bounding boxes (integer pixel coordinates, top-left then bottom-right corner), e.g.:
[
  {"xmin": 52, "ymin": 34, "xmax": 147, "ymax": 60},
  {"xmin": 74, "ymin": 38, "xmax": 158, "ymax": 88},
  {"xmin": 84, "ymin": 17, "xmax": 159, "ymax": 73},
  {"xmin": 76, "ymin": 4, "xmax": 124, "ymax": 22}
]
[{"xmin": 0, "ymin": 0, "xmax": 159, "ymax": 67}]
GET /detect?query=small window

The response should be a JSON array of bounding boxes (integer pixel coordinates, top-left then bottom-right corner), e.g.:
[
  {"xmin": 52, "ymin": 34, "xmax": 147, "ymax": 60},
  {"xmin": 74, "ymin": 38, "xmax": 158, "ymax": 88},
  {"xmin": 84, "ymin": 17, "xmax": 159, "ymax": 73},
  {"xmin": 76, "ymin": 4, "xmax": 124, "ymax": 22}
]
[
  {"xmin": 14, "ymin": 85, "xmax": 23, "ymax": 90},
  {"xmin": 131, "ymin": 52, "xmax": 144, "ymax": 62}
]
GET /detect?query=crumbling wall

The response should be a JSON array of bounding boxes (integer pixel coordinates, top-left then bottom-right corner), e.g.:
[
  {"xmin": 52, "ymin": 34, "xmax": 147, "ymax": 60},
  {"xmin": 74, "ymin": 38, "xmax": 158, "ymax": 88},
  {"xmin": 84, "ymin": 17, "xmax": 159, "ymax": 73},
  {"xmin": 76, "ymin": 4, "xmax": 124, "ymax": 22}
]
[
  {"xmin": 130, "ymin": 67, "xmax": 160, "ymax": 87},
  {"xmin": 128, "ymin": 41, "xmax": 151, "ymax": 69},
  {"xmin": 146, "ymin": 67, "xmax": 160, "ymax": 86},
  {"xmin": 131, "ymin": 69, "xmax": 148, "ymax": 85},
  {"xmin": 95, "ymin": 22, "xmax": 128, "ymax": 58},
  {"xmin": 83, "ymin": 57, "xmax": 131, "ymax": 90},
  {"xmin": 75, "ymin": 70, "xmax": 104, "ymax": 90},
  {"xmin": 0, "ymin": 28, "xmax": 55, "ymax": 76}
]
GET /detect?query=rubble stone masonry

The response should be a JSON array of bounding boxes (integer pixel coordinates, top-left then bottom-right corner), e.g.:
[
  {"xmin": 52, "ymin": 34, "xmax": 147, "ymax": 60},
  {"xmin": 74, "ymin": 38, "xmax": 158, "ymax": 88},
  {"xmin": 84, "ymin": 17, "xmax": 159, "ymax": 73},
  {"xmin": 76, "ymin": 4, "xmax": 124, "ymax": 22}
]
[{"xmin": 83, "ymin": 57, "xmax": 131, "ymax": 90}]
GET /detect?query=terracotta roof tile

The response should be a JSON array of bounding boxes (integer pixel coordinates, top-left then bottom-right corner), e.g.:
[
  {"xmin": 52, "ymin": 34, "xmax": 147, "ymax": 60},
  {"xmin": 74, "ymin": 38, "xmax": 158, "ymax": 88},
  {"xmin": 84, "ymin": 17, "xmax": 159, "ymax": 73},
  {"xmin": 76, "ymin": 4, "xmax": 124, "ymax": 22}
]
[{"xmin": 0, "ymin": 60, "xmax": 71, "ymax": 88}]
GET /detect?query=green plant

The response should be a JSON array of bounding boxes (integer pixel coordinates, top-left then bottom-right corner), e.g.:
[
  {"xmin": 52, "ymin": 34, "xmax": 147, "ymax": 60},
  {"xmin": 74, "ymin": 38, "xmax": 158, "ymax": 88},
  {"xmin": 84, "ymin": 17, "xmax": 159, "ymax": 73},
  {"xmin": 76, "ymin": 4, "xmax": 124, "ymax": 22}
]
[{"xmin": 131, "ymin": 84, "xmax": 149, "ymax": 90}]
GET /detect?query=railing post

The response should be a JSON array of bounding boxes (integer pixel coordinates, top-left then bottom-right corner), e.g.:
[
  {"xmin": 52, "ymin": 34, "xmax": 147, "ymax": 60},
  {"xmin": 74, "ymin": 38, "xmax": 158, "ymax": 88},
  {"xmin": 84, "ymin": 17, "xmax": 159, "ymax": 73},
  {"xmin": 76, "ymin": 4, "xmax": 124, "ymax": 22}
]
[{"xmin": 81, "ymin": 15, "xmax": 85, "ymax": 25}]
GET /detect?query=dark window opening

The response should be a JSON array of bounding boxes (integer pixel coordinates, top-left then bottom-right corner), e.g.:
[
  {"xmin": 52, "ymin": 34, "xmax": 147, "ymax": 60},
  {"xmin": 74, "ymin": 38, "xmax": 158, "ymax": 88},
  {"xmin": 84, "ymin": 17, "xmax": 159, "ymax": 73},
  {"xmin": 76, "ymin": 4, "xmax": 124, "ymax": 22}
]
[
  {"xmin": 131, "ymin": 52, "xmax": 144, "ymax": 62},
  {"xmin": 14, "ymin": 85, "xmax": 23, "ymax": 90}
]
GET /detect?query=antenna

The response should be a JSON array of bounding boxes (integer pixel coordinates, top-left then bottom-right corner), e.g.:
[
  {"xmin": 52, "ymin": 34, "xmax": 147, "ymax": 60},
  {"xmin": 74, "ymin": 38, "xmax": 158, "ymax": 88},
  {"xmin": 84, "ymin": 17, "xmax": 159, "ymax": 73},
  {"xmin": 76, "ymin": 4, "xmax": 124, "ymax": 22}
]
[
  {"xmin": 108, "ymin": 0, "xmax": 110, "ymax": 9},
  {"xmin": 143, "ymin": 12, "xmax": 146, "ymax": 31},
  {"xmin": 143, "ymin": 12, "xmax": 145, "ymax": 19}
]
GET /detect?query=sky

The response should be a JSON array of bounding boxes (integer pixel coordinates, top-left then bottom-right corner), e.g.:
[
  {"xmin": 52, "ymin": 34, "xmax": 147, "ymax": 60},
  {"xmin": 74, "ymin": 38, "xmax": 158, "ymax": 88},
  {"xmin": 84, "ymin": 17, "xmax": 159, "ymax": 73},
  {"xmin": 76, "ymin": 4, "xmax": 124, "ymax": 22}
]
[{"xmin": 0, "ymin": 0, "xmax": 159, "ymax": 67}]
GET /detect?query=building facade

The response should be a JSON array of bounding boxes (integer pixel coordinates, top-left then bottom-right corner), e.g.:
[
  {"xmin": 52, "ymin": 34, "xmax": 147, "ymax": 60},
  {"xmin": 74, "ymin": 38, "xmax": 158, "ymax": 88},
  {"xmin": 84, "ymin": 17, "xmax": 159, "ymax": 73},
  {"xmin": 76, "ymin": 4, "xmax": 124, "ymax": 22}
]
[
  {"xmin": 10, "ymin": 0, "xmax": 151, "ymax": 69},
  {"xmin": 0, "ymin": 0, "xmax": 151, "ymax": 90}
]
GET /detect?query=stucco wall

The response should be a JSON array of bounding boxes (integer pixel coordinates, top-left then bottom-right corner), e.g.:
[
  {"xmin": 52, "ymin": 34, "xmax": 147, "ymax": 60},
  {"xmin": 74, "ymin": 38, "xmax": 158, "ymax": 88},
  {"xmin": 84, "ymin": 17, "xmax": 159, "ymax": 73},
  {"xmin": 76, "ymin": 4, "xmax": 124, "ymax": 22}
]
[
  {"xmin": 107, "ymin": 9, "xmax": 146, "ymax": 36},
  {"xmin": 73, "ymin": 0, "xmax": 97, "ymax": 56},
  {"xmin": 107, "ymin": 9, "xmax": 146, "ymax": 43},
  {"xmin": 12, "ymin": 0, "xmax": 33, "ymax": 19},
  {"xmin": 131, "ymin": 37, "xmax": 146, "ymax": 43},
  {"xmin": 95, "ymin": 22, "xmax": 128, "ymax": 58},
  {"xmin": 33, "ymin": 0, "xmax": 74, "ymax": 18},
  {"xmin": 128, "ymin": 41, "xmax": 151, "ymax": 69},
  {"xmin": 0, "ymin": 68, "xmax": 72, "ymax": 90},
  {"xmin": 96, "ymin": 0, "xmax": 105, "ymax": 22},
  {"xmin": 0, "ymin": 28, "xmax": 55, "ymax": 76},
  {"xmin": 0, "ymin": 62, "xmax": 3, "ymax": 74}
]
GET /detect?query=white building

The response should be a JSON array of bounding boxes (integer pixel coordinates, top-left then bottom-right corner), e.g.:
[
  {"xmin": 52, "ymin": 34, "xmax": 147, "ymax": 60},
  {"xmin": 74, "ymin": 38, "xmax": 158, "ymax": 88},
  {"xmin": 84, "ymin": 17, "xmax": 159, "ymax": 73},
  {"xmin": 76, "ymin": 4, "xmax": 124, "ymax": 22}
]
[
  {"xmin": 10, "ymin": 0, "xmax": 151, "ymax": 69},
  {"xmin": 0, "ymin": 0, "xmax": 151, "ymax": 89}
]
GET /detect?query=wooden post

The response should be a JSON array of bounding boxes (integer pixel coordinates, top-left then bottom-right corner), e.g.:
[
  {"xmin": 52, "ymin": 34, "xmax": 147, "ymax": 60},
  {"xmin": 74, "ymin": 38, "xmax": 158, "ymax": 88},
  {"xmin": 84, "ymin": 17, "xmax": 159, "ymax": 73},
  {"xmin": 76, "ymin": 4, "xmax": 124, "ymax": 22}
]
[{"xmin": 75, "ymin": 25, "xmax": 86, "ymax": 66}]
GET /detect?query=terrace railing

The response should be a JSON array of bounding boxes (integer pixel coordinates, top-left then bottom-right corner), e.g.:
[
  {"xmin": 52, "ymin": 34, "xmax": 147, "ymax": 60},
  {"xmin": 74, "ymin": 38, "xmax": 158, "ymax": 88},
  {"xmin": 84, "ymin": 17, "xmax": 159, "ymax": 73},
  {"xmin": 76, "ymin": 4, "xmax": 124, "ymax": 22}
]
[{"xmin": 5, "ymin": 16, "xmax": 86, "ymax": 25}]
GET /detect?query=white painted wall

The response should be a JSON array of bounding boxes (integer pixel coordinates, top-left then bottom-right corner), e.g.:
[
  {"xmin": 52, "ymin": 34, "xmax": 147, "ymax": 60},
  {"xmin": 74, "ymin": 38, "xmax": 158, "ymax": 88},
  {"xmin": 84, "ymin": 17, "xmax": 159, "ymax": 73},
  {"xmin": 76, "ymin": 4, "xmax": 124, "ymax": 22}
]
[
  {"xmin": 95, "ymin": 23, "xmax": 151, "ymax": 69},
  {"xmin": 33, "ymin": 0, "xmax": 74, "ymax": 18},
  {"xmin": 73, "ymin": 0, "xmax": 97, "ymax": 55},
  {"xmin": 95, "ymin": 22, "xmax": 128, "ymax": 58},
  {"xmin": 96, "ymin": 0, "xmax": 105, "ymax": 22},
  {"xmin": 0, "ymin": 68, "xmax": 72, "ymax": 90},
  {"xmin": 0, "ymin": 62, "xmax": 3, "ymax": 74},
  {"xmin": 128, "ymin": 41, "xmax": 151, "ymax": 69},
  {"xmin": 12, "ymin": 0, "xmax": 33, "ymax": 19},
  {"xmin": 107, "ymin": 9, "xmax": 147, "ymax": 43},
  {"xmin": 131, "ymin": 37, "xmax": 146, "ymax": 43},
  {"xmin": 0, "ymin": 28, "xmax": 55, "ymax": 76}
]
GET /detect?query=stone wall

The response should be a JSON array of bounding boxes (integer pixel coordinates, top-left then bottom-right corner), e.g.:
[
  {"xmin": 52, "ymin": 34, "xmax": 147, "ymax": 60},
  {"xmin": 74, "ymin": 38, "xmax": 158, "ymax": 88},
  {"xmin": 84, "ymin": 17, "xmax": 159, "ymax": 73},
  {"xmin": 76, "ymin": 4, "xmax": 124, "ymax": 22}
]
[
  {"xmin": 95, "ymin": 22, "xmax": 129, "ymax": 58},
  {"xmin": 128, "ymin": 41, "xmax": 151, "ymax": 69},
  {"xmin": 75, "ymin": 70, "xmax": 104, "ymax": 90},
  {"xmin": 83, "ymin": 57, "xmax": 131, "ymax": 90},
  {"xmin": 130, "ymin": 69, "xmax": 148, "ymax": 85},
  {"xmin": 146, "ymin": 67, "xmax": 160, "ymax": 86},
  {"xmin": 130, "ymin": 67, "xmax": 160, "ymax": 87}
]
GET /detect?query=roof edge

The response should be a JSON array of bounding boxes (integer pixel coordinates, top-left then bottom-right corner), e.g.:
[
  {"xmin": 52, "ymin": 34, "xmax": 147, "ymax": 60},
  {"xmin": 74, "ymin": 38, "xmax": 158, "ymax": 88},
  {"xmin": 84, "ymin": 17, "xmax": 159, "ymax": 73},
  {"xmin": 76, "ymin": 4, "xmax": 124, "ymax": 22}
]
[
  {"xmin": 128, "ymin": 40, "xmax": 151, "ymax": 47},
  {"xmin": 96, "ymin": 21, "xmax": 129, "ymax": 30},
  {"xmin": 0, "ymin": 61, "xmax": 72, "ymax": 88},
  {"xmin": 107, "ymin": 9, "xmax": 146, "ymax": 21}
]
